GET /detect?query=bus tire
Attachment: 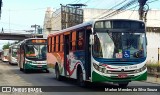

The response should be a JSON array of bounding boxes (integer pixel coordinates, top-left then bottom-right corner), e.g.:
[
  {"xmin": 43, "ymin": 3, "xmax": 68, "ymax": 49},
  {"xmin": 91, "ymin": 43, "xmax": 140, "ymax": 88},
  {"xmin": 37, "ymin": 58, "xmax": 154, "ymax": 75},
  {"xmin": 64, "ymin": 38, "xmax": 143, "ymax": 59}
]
[
  {"xmin": 24, "ymin": 69, "xmax": 28, "ymax": 73},
  {"xmin": 77, "ymin": 67, "xmax": 85, "ymax": 87},
  {"xmin": 118, "ymin": 82, "xmax": 129, "ymax": 88},
  {"xmin": 20, "ymin": 68, "xmax": 23, "ymax": 71},
  {"xmin": 55, "ymin": 65, "xmax": 62, "ymax": 81},
  {"xmin": 46, "ymin": 69, "xmax": 50, "ymax": 73}
]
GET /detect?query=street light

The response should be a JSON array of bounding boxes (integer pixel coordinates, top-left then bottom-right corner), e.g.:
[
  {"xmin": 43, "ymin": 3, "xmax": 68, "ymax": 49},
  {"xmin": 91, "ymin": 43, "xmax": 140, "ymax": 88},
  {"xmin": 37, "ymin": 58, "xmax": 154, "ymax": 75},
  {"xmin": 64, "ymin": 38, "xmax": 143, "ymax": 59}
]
[{"xmin": 31, "ymin": 24, "xmax": 40, "ymax": 38}]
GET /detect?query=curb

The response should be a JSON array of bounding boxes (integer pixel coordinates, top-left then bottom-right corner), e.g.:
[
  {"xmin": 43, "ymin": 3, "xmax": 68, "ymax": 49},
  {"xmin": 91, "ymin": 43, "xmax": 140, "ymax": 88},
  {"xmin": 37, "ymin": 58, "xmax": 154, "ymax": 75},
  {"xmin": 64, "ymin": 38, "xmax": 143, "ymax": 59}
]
[
  {"xmin": 143, "ymin": 76, "xmax": 160, "ymax": 85},
  {"xmin": 143, "ymin": 81, "xmax": 160, "ymax": 85}
]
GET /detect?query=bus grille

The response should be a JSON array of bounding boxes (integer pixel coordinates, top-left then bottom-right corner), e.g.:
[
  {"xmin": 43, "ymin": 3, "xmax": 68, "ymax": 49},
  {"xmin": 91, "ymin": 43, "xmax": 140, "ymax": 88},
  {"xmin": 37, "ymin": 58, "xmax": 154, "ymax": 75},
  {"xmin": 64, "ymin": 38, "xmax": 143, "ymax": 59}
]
[{"xmin": 107, "ymin": 70, "xmax": 136, "ymax": 74}]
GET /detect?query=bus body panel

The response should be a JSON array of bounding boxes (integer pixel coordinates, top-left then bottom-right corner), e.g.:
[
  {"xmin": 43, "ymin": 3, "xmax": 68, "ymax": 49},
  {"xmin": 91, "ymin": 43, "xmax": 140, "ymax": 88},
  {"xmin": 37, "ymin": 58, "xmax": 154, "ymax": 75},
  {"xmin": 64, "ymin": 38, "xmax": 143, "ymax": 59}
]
[
  {"xmin": 91, "ymin": 57, "xmax": 147, "ymax": 82},
  {"xmin": 8, "ymin": 44, "xmax": 18, "ymax": 65},
  {"xmin": 47, "ymin": 19, "xmax": 147, "ymax": 86},
  {"xmin": 47, "ymin": 52, "xmax": 64, "ymax": 71}
]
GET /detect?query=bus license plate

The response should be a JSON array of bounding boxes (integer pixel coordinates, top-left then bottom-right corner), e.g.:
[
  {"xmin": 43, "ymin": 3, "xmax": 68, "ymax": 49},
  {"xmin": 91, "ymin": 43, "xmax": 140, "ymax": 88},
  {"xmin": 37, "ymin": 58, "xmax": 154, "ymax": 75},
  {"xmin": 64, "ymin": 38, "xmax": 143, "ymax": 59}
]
[
  {"xmin": 37, "ymin": 65, "xmax": 42, "ymax": 67},
  {"xmin": 118, "ymin": 74, "xmax": 127, "ymax": 78}
]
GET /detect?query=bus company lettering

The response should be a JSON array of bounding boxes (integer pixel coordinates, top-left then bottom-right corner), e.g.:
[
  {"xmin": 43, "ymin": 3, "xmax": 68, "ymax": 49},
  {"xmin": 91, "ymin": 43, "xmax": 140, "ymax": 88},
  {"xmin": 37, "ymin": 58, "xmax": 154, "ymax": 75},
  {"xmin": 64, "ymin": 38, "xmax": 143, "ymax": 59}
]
[
  {"xmin": 12, "ymin": 87, "xmax": 42, "ymax": 92},
  {"xmin": 27, "ymin": 88, "xmax": 42, "ymax": 92},
  {"xmin": 124, "ymin": 66, "xmax": 137, "ymax": 69}
]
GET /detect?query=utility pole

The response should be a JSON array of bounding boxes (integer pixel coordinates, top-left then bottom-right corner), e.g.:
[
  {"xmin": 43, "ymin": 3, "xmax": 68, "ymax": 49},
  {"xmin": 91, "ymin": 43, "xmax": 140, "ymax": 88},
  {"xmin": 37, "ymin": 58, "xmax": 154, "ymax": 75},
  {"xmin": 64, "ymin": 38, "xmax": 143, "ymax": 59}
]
[
  {"xmin": 1, "ymin": 27, "xmax": 4, "ymax": 33},
  {"xmin": 0, "ymin": 0, "xmax": 2, "ymax": 18},
  {"xmin": 138, "ymin": 0, "xmax": 149, "ymax": 23},
  {"xmin": 31, "ymin": 24, "xmax": 40, "ymax": 38}
]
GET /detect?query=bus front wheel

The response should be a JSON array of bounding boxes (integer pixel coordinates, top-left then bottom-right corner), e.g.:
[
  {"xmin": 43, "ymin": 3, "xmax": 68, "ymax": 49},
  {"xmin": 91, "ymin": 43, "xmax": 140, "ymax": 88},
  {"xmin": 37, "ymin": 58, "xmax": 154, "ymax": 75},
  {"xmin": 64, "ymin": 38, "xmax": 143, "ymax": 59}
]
[
  {"xmin": 23, "ymin": 69, "xmax": 28, "ymax": 73},
  {"xmin": 20, "ymin": 68, "xmax": 23, "ymax": 71},
  {"xmin": 46, "ymin": 69, "xmax": 50, "ymax": 73},
  {"xmin": 118, "ymin": 82, "xmax": 129, "ymax": 88},
  {"xmin": 77, "ymin": 67, "xmax": 85, "ymax": 87}
]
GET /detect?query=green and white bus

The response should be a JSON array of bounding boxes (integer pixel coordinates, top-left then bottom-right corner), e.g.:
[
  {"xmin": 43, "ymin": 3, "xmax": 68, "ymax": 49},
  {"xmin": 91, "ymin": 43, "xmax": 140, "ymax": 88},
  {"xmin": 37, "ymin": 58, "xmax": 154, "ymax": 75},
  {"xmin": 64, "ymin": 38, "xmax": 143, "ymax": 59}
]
[
  {"xmin": 8, "ymin": 44, "xmax": 18, "ymax": 65},
  {"xmin": 47, "ymin": 19, "xmax": 147, "ymax": 87},
  {"xmin": 17, "ymin": 38, "xmax": 49, "ymax": 73}
]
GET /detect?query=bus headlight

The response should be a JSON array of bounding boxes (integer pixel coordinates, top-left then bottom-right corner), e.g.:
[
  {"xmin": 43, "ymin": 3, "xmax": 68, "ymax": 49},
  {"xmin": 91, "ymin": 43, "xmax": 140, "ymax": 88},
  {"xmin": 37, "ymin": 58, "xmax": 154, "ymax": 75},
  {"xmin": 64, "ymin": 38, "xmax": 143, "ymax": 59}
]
[
  {"xmin": 135, "ymin": 64, "xmax": 146, "ymax": 73},
  {"xmin": 140, "ymin": 64, "xmax": 147, "ymax": 71},
  {"xmin": 93, "ymin": 63, "xmax": 106, "ymax": 73},
  {"xmin": 93, "ymin": 63, "xmax": 99, "ymax": 71}
]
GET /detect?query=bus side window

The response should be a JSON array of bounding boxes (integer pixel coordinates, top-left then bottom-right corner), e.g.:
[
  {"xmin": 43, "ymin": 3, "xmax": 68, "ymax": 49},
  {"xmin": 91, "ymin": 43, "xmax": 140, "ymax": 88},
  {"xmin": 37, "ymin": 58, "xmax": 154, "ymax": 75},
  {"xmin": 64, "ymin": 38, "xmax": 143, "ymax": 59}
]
[
  {"xmin": 56, "ymin": 36, "xmax": 59, "ymax": 52},
  {"xmin": 77, "ymin": 30, "xmax": 84, "ymax": 50},
  {"xmin": 60, "ymin": 35, "xmax": 64, "ymax": 51},
  {"xmin": 71, "ymin": 31, "xmax": 76, "ymax": 51},
  {"xmin": 48, "ymin": 37, "xmax": 52, "ymax": 53},
  {"xmin": 52, "ymin": 37, "xmax": 55, "ymax": 52}
]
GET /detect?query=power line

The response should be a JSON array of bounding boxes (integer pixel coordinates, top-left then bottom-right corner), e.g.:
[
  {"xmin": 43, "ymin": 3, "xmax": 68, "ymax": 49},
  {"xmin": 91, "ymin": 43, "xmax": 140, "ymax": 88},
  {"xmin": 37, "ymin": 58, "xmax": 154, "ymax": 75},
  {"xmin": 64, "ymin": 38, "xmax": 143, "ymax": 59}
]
[
  {"xmin": 84, "ymin": 0, "xmax": 92, "ymax": 4},
  {"xmin": 147, "ymin": 0, "xmax": 159, "ymax": 3},
  {"xmin": 75, "ymin": 0, "xmax": 82, "ymax": 3},
  {"xmin": 128, "ymin": 5, "xmax": 138, "ymax": 19},
  {"xmin": 3, "ymin": 8, "xmax": 46, "ymax": 12},
  {"xmin": 94, "ymin": 0, "xmax": 127, "ymax": 19},
  {"xmin": 70, "ymin": 0, "xmax": 80, "ymax": 4},
  {"xmin": 99, "ymin": 0, "xmax": 138, "ymax": 19},
  {"xmin": 0, "ymin": 21, "xmax": 31, "ymax": 27}
]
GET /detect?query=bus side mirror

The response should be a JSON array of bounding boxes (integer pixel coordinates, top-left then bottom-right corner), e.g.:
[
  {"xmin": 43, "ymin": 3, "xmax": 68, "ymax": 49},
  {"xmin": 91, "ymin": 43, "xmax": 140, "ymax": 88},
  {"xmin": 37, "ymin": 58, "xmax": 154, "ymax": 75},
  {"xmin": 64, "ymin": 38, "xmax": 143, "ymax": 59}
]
[{"xmin": 90, "ymin": 34, "xmax": 94, "ymax": 45}]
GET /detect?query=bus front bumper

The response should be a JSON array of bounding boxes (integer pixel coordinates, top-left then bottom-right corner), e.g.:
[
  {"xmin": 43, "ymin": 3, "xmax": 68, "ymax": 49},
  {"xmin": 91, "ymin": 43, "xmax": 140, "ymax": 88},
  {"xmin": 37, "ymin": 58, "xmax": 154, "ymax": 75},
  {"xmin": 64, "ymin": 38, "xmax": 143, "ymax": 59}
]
[
  {"xmin": 92, "ymin": 71, "xmax": 147, "ymax": 83},
  {"xmin": 24, "ymin": 64, "xmax": 48, "ymax": 70}
]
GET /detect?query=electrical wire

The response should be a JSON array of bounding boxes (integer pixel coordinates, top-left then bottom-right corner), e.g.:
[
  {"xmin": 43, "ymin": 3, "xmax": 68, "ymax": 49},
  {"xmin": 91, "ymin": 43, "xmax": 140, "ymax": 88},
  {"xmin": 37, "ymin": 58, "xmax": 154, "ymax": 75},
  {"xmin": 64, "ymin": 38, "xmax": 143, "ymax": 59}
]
[
  {"xmin": 128, "ymin": 5, "xmax": 138, "ymax": 19},
  {"xmin": 75, "ymin": 0, "xmax": 82, "ymax": 3},
  {"xmin": 99, "ymin": 0, "xmax": 138, "ymax": 19},
  {"xmin": 3, "ymin": 8, "xmax": 46, "ymax": 12},
  {"xmin": 94, "ymin": 0, "xmax": 127, "ymax": 19},
  {"xmin": 84, "ymin": 0, "xmax": 92, "ymax": 4},
  {"xmin": 147, "ymin": 0, "xmax": 160, "ymax": 3}
]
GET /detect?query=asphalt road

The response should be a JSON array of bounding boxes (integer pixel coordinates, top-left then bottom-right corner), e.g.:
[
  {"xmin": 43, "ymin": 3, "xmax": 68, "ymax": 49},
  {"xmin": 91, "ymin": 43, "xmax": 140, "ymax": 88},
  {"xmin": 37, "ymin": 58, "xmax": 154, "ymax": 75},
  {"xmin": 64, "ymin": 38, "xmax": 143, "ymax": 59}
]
[{"xmin": 0, "ymin": 60, "xmax": 160, "ymax": 95}]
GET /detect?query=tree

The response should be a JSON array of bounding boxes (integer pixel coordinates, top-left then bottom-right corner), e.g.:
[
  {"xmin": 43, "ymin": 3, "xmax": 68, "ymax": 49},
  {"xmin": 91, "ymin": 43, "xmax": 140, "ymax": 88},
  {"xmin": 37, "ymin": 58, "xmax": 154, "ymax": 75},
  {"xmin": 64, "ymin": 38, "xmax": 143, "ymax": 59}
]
[{"xmin": 3, "ymin": 42, "xmax": 10, "ymax": 50}]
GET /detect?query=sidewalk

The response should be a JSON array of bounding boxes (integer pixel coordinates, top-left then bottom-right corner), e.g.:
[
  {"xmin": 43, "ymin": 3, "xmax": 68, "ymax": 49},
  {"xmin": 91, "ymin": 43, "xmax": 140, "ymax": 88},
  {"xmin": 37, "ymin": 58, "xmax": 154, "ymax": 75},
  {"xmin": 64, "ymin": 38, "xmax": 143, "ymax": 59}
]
[{"xmin": 145, "ymin": 75, "xmax": 160, "ymax": 84}]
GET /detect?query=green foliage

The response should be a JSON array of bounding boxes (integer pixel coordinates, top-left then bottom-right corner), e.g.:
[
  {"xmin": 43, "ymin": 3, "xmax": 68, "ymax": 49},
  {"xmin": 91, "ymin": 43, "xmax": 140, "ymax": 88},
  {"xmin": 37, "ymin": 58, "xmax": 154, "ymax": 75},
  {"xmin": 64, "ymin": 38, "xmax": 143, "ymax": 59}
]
[
  {"xmin": 147, "ymin": 64, "xmax": 160, "ymax": 68},
  {"xmin": 2, "ymin": 42, "xmax": 10, "ymax": 50}
]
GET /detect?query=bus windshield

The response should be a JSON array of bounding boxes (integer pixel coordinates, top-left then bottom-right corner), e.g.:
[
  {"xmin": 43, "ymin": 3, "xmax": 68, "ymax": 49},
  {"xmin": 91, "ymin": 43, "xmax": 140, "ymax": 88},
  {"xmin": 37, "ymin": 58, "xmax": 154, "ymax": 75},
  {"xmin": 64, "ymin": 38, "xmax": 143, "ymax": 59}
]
[
  {"xmin": 25, "ymin": 44, "xmax": 47, "ymax": 60},
  {"xmin": 93, "ymin": 32, "xmax": 147, "ymax": 59},
  {"xmin": 12, "ymin": 48, "xmax": 17, "ymax": 57}
]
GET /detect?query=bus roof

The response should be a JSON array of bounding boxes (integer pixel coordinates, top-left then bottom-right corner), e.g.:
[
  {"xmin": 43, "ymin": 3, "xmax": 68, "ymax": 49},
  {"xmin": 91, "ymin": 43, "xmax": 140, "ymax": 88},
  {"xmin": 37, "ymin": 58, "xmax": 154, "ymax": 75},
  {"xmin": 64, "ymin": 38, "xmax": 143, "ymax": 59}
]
[
  {"xmin": 48, "ymin": 19, "xmax": 144, "ymax": 37},
  {"xmin": 9, "ymin": 44, "xmax": 18, "ymax": 48},
  {"xmin": 16, "ymin": 38, "xmax": 47, "ymax": 46},
  {"xmin": 48, "ymin": 21, "xmax": 94, "ymax": 37}
]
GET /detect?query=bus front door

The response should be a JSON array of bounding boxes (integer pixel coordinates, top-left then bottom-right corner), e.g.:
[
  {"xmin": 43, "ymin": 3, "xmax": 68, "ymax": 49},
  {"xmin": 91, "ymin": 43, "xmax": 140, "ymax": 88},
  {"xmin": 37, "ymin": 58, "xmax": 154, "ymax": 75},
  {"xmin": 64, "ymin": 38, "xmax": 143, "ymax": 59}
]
[{"xmin": 64, "ymin": 35, "xmax": 70, "ymax": 76}]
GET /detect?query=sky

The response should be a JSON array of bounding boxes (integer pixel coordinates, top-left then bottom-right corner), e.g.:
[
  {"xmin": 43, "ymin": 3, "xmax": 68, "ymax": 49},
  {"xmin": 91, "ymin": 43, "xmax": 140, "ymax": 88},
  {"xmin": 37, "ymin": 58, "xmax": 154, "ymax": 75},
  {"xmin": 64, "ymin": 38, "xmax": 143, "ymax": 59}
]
[{"xmin": 0, "ymin": 0, "xmax": 160, "ymax": 49}]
